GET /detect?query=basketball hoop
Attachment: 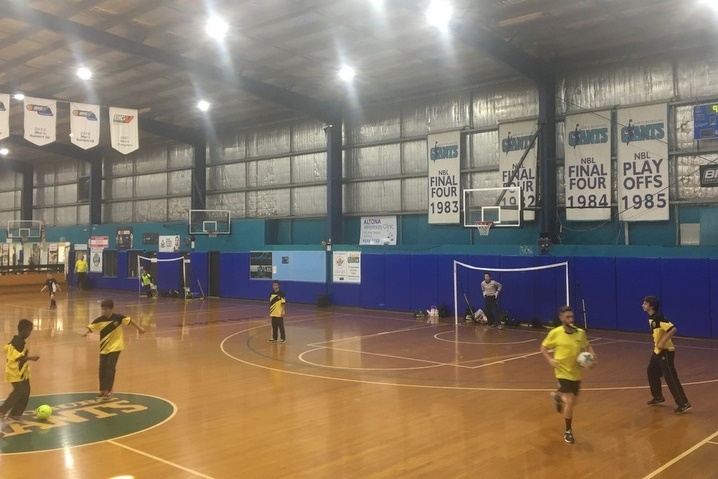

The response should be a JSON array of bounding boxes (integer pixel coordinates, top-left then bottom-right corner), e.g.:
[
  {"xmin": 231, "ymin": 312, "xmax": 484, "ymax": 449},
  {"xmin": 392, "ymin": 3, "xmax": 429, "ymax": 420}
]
[
  {"xmin": 475, "ymin": 221, "xmax": 493, "ymax": 236},
  {"xmin": 207, "ymin": 230, "xmax": 217, "ymax": 239}
]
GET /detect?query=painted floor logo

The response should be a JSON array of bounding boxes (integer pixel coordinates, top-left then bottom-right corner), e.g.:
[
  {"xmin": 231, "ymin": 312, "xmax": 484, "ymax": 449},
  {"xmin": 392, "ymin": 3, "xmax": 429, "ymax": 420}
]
[{"xmin": 0, "ymin": 392, "xmax": 175, "ymax": 454}]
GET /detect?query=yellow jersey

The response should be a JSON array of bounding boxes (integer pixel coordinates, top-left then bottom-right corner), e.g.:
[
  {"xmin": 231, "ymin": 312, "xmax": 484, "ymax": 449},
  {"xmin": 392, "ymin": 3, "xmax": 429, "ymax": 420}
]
[
  {"xmin": 4, "ymin": 336, "xmax": 31, "ymax": 383},
  {"xmin": 88, "ymin": 314, "xmax": 131, "ymax": 354},
  {"xmin": 75, "ymin": 259, "xmax": 88, "ymax": 273},
  {"xmin": 649, "ymin": 312, "xmax": 676, "ymax": 354},
  {"xmin": 541, "ymin": 325, "xmax": 589, "ymax": 381},
  {"xmin": 269, "ymin": 290, "xmax": 286, "ymax": 318}
]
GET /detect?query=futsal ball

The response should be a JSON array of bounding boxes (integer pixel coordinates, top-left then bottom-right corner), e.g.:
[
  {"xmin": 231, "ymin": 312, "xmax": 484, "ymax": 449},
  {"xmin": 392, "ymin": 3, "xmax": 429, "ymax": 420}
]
[
  {"xmin": 36, "ymin": 404, "xmax": 52, "ymax": 420},
  {"xmin": 576, "ymin": 352, "xmax": 595, "ymax": 369}
]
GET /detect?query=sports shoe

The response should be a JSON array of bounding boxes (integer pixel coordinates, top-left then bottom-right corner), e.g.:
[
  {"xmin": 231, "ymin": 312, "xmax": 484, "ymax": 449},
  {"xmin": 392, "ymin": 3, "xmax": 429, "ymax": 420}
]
[
  {"xmin": 675, "ymin": 403, "xmax": 692, "ymax": 414},
  {"xmin": 564, "ymin": 430, "xmax": 575, "ymax": 444},
  {"xmin": 102, "ymin": 391, "xmax": 113, "ymax": 400},
  {"xmin": 267, "ymin": 339, "xmax": 275, "ymax": 343},
  {"xmin": 647, "ymin": 397, "xmax": 665, "ymax": 405},
  {"xmin": 550, "ymin": 392, "xmax": 564, "ymax": 413},
  {"xmin": 497, "ymin": 324, "xmax": 505, "ymax": 330},
  {"xmin": 279, "ymin": 339, "xmax": 286, "ymax": 343}
]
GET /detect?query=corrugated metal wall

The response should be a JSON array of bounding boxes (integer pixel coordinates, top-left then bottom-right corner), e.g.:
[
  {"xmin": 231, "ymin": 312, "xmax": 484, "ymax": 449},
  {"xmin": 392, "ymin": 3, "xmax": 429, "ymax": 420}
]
[{"xmin": 0, "ymin": 170, "xmax": 21, "ymax": 227}]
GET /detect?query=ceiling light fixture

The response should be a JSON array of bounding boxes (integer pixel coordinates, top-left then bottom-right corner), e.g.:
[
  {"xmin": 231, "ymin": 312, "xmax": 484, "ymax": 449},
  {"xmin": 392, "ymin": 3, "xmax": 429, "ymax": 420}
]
[
  {"xmin": 426, "ymin": 0, "xmax": 454, "ymax": 30},
  {"xmin": 0, "ymin": 148, "xmax": 9, "ymax": 156},
  {"xmin": 369, "ymin": 0, "xmax": 384, "ymax": 8},
  {"xmin": 206, "ymin": 16, "xmax": 229, "ymax": 41},
  {"xmin": 338, "ymin": 65, "xmax": 356, "ymax": 82},
  {"xmin": 12, "ymin": 93, "xmax": 24, "ymax": 100},
  {"xmin": 197, "ymin": 100, "xmax": 211, "ymax": 112},
  {"xmin": 77, "ymin": 66, "xmax": 93, "ymax": 80}
]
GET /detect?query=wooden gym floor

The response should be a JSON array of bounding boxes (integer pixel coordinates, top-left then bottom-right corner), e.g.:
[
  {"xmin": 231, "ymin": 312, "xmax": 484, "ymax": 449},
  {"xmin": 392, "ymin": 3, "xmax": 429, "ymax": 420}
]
[{"xmin": 1, "ymin": 288, "xmax": 717, "ymax": 478}]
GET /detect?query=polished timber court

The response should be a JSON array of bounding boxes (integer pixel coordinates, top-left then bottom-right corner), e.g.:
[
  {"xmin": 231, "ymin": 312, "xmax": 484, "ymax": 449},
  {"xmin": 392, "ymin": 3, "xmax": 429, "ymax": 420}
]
[{"xmin": 1, "ymin": 288, "xmax": 718, "ymax": 478}]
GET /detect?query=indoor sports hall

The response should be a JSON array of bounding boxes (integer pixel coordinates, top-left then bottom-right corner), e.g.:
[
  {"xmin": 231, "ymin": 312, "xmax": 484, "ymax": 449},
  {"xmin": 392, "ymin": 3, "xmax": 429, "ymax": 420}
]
[{"xmin": 1, "ymin": 1, "xmax": 718, "ymax": 478}]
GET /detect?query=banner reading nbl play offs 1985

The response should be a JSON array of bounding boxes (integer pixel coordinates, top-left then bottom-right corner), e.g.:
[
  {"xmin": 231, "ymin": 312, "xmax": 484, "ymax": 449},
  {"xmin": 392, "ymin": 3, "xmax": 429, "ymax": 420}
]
[
  {"xmin": 24, "ymin": 97, "xmax": 56, "ymax": 146},
  {"xmin": 427, "ymin": 131, "xmax": 461, "ymax": 224},
  {"xmin": 110, "ymin": 107, "xmax": 139, "ymax": 154},
  {"xmin": 499, "ymin": 120, "xmax": 537, "ymax": 221},
  {"xmin": 564, "ymin": 112, "xmax": 611, "ymax": 221},
  {"xmin": 70, "ymin": 102, "xmax": 101, "ymax": 149},
  {"xmin": 617, "ymin": 104, "xmax": 669, "ymax": 222},
  {"xmin": 0, "ymin": 93, "xmax": 9, "ymax": 140}
]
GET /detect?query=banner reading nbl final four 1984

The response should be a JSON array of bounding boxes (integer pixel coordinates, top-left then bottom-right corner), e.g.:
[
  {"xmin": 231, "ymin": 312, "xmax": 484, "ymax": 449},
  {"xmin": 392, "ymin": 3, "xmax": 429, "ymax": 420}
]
[
  {"xmin": 70, "ymin": 102, "xmax": 101, "ymax": 149},
  {"xmin": 0, "ymin": 93, "xmax": 9, "ymax": 140},
  {"xmin": 617, "ymin": 104, "xmax": 669, "ymax": 222},
  {"xmin": 427, "ymin": 131, "xmax": 461, "ymax": 224},
  {"xmin": 24, "ymin": 97, "xmax": 56, "ymax": 146},
  {"xmin": 564, "ymin": 112, "xmax": 612, "ymax": 221},
  {"xmin": 110, "ymin": 107, "xmax": 139, "ymax": 154},
  {"xmin": 499, "ymin": 120, "xmax": 537, "ymax": 221}
]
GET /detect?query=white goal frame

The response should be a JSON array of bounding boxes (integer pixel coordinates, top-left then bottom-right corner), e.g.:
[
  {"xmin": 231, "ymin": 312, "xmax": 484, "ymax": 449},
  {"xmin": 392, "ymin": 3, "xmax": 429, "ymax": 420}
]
[
  {"xmin": 453, "ymin": 260, "xmax": 570, "ymax": 325},
  {"xmin": 137, "ymin": 255, "xmax": 188, "ymax": 297}
]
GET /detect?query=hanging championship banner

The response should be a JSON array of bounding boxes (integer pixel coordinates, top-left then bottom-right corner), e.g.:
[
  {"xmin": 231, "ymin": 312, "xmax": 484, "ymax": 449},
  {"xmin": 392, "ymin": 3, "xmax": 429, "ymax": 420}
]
[
  {"xmin": 110, "ymin": 107, "xmax": 139, "ymax": 154},
  {"xmin": 0, "ymin": 93, "xmax": 9, "ymax": 140},
  {"xmin": 333, "ymin": 251, "xmax": 361, "ymax": 283},
  {"xmin": 617, "ymin": 104, "xmax": 669, "ymax": 221},
  {"xmin": 499, "ymin": 120, "xmax": 537, "ymax": 221},
  {"xmin": 89, "ymin": 248, "xmax": 103, "ymax": 273},
  {"xmin": 24, "ymin": 97, "xmax": 56, "ymax": 146},
  {"xmin": 427, "ymin": 131, "xmax": 461, "ymax": 224},
  {"xmin": 70, "ymin": 102, "xmax": 101, "ymax": 149},
  {"xmin": 360, "ymin": 216, "xmax": 397, "ymax": 245},
  {"xmin": 564, "ymin": 112, "xmax": 612, "ymax": 221}
]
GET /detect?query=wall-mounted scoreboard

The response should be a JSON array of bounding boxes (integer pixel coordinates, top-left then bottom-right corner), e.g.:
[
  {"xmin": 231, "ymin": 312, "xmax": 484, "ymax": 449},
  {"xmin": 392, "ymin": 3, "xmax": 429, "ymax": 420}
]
[{"xmin": 694, "ymin": 103, "xmax": 718, "ymax": 140}]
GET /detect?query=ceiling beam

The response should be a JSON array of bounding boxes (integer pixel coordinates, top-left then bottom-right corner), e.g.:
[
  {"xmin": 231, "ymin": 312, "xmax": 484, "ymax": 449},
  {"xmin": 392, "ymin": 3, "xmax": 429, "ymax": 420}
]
[{"xmin": 0, "ymin": 1, "xmax": 337, "ymax": 123}]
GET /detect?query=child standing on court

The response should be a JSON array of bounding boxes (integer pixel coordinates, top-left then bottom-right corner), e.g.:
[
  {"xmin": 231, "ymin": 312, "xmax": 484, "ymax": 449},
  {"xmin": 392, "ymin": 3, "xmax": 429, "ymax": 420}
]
[
  {"xmin": 40, "ymin": 272, "xmax": 60, "ymax": 309},
  {"xmin": 81, "ymin": 299, "xmax": 145, "ymax": 399},
  {"xmin": 0, "ymin": 319, "xmax": 40, "ymax": 421},
  {"xmin": 643, "ymin": 295, "xmax": 691, "ymax": 413},
  {"xmin": 267, "ymin": 280, "xmax": 286, "ymax": 343},
  {"xmin": 540, "ymin": 306, "xmax": 597, "ymax": 445}
]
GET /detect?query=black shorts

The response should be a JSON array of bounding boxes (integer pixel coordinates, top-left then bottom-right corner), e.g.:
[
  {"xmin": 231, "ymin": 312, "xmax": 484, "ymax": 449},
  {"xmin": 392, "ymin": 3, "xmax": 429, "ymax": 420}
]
[{"xmin": 557, "ymin": 379, "xmax": 581, "ymax": 396}]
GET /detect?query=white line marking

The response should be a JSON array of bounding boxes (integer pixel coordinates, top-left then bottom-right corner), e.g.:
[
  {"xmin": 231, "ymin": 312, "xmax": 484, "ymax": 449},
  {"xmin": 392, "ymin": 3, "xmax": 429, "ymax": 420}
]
[
  {"xmin": 707, "ymin": 441, "xmax": 718, "ymax": 446},
  {"xmin": 108, "ymin": 440, "xmax": 215, "ymax": 478},
  {"xmin": 306, "ymin": 325, "xmax": 436, "ymax": 347},
  {"xmin": 298, "ymin": 347, "xmax": 457, "ymax": 371},
  {"xmin": 641, "ymin": 430, "xmax": 718, "ymax": 479}
]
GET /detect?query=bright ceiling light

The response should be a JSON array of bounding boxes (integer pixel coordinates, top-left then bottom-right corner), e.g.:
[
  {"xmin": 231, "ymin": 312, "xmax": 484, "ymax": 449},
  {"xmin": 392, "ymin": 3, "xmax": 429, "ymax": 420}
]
[
  {"xmin": 197, "ymin": 100, "xmax": 210, "ymax": 112},
  {"xmin": 12, "ymin": 93, "xmax": 24, "ymax": 100},
  {"xmin": 77, "ymin": 66, "xmax": 92, "ymax": 80},
  {"xmin": 338, "ymin": 65, "xmax": 356, "ymax": 82},
  {"xmin": 206, "ymin": 16, "xmax": 229, "ymax": 41},
  {"xmin": 0, "ymin": 148, "xmax": 9, "ymax": 156},
  {"xmin": 426, "ymin": 0, "xmax": 453, "ymax": 30},
  {"xmin": 369, "ymin": 0, "xmax": 384, "ymax": 7}
]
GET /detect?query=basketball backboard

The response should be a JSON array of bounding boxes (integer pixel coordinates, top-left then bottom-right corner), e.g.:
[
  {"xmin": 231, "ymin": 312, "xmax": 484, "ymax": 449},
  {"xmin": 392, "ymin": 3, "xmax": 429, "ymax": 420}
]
[
  {"xmin": 188, "ymin": 210, "xmax": 231, "ymax": 235},
  {"xmin": 463, "ymin": 187, "xmax": 522, "ymax": 228}
]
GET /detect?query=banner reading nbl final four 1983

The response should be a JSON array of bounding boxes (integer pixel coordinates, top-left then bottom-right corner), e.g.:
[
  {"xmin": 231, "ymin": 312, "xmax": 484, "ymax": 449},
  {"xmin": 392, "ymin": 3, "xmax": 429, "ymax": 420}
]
[
  {"xmin": 617, "ymin": 104, "xmax": 669, "ymax": 222},
  {"xmin": 499, "ymin": 120, "xmax": 537, "ymax": 221},
  {"xmin": 0, "ymin": 93, "xmax": 9, "ymax": 140},
  {"xmin": 110, "ymin": 107, "xmax": 139, "ymax": 154},
  {"xmin": 564, "ymin": 112, "xmax": 612, "ymax": 221},
  {"xmin": 70, "ymin": 102, "xmax": 101, "ymax": 149},
  {"xmin": 24, "ymin": 97, "xmax": 56, "ymax": 146},
  {"xmin": 427, "ymin": 131, "xmax": 461, "ymax": 224}
]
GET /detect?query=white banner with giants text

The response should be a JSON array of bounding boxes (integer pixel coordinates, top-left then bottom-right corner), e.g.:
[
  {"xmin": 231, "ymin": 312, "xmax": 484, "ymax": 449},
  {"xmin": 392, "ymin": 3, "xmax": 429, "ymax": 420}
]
[
  {"xmin": 617, "ymin": 104, "xmax": 669, "ymax": 221},
  {"xmin": 359, "ymin": 216, "xmax": 397, "ymax": 245},
  {"xmin": 427, "ymin": 131, "xmax": 461, "ymax": 224},
  {"xmin": 499, "ymin": 120, "xmax": 537, "ymax": 221},
  {"xmin": 0, "ymin": 93, "xmax": 9, "ymax": 140},
  {"xmin": 70, "ymin": 102, "xmax": 101, "ymax": 149},
  {"xmin": 24, "ymin": 97, "xmax": 56, "ymax": 146},
  {"xmin": 110, "ymin": 107, "xmax": 139, "ymax": 154},
  {"xmin": 564, "ymin": 112, "xmax": 612, "ymax": 221}
]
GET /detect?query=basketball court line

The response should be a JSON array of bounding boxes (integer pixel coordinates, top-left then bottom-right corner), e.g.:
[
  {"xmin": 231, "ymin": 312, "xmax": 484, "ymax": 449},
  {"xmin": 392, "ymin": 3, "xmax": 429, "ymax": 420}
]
[
  {"xmin": 108, "ymin": 440, "xmax": 215, "ymax": 479},
  {"xmin": 306, "ymin": 324, "xmax": 438, "ymax": 347},
  {"xmin": 641, "ymin": 430, "xmax": 718, "ymax": 479}
]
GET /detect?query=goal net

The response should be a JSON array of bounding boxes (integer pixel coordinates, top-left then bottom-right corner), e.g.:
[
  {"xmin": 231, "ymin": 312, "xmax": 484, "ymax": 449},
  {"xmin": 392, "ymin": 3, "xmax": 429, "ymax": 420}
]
[
  {"xmin": 137, "ymin": 255, "xmax": 188, "ymax": 298},
  {"xmin": 453, "ymin": 260, "xmax": 570, "ymax": 326}
]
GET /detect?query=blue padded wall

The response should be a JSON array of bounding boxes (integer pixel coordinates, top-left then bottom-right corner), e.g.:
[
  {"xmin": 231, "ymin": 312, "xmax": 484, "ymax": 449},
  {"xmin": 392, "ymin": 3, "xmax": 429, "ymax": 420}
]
[
  {"xmin": 660, "ymin": 258, "xmax": 710, "ymax": 338},
  {"xmin": 156, "ymin": 253, "xmax": 183, "ymax": 292},
  {"xmin": 615, "ymin": 258, "xmax": 661, "ymax": 333},
  {"xmin": 710, "ymin": 259, "xmax": 718, "ymax": 338},
  {"xmin": 219, "ymin": 252, "xmax": 245, "ymax": 299},
  {"xmin": 330, "ymin": 283, "xmax": 361, "ymax": 307},
  {"xmin": 573, "ymin": 257, "xmax": 618, "ymax": 331},
  {"xmin": 383, "ymin": 254, "xmax": 412, "ymax": 311},
  {"xmin": 360, "ymin": 254, "xmax": 385, "ymax": 309},
  {"xmin": 409, "ymin": 255, "xmax": 439, "ymax": 311},
  {"xmin": 190, "ymin": 252, "xmax": 209, "ymax": 296}
]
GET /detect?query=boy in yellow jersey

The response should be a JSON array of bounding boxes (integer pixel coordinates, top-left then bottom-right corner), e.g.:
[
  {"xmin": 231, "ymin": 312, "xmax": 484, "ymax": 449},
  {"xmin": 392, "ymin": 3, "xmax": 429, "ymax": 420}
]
[
  {"xmin": 643, "ymin": 295, "xmax": 691, "ymax": 413},
  {"xmin": 267, "ymin": 280, "xmax": 287, "ymax": 343},
  {"xmin": 540, "ymin": 306, "xmax": 597, "ymax": 444},
  {"xmin": 0, "ymin": 319, "xmax": 40, "ymax": 422},
  {"xmin": 82, "ymin": 299, "xmax": 145, "ymax": 399}
]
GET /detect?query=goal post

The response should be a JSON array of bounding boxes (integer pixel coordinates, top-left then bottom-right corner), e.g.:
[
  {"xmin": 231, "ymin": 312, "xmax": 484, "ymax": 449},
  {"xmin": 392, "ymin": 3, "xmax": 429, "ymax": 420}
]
[
  {"xmin": 137, "ymin": 255, "xmax": 188, "ymax": 298},
  {"xmin": 453, "ymin": 260, "xmax": 570, "ymax": 326}
]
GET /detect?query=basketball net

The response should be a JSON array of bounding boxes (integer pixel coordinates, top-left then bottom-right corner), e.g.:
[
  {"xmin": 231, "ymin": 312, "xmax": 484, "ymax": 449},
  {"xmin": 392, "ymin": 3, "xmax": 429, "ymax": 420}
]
[
  {"xmin": 208, "ymin": 230, "xmax": 217, "ymax": 238},
  {"xmin": 475, "ymin": 221, "xmax": 493, "ymax": 236}
]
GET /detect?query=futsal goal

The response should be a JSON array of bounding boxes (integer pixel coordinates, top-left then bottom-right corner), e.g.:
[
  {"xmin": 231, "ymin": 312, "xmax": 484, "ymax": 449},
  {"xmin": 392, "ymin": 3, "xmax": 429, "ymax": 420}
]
[
  {"xmin": 453, "ymin": 260, "xmax": 570, "ymax": 326},
  {"xmin": 137, "ymin": 255, "xmax": 188, "ymax": 298}
]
